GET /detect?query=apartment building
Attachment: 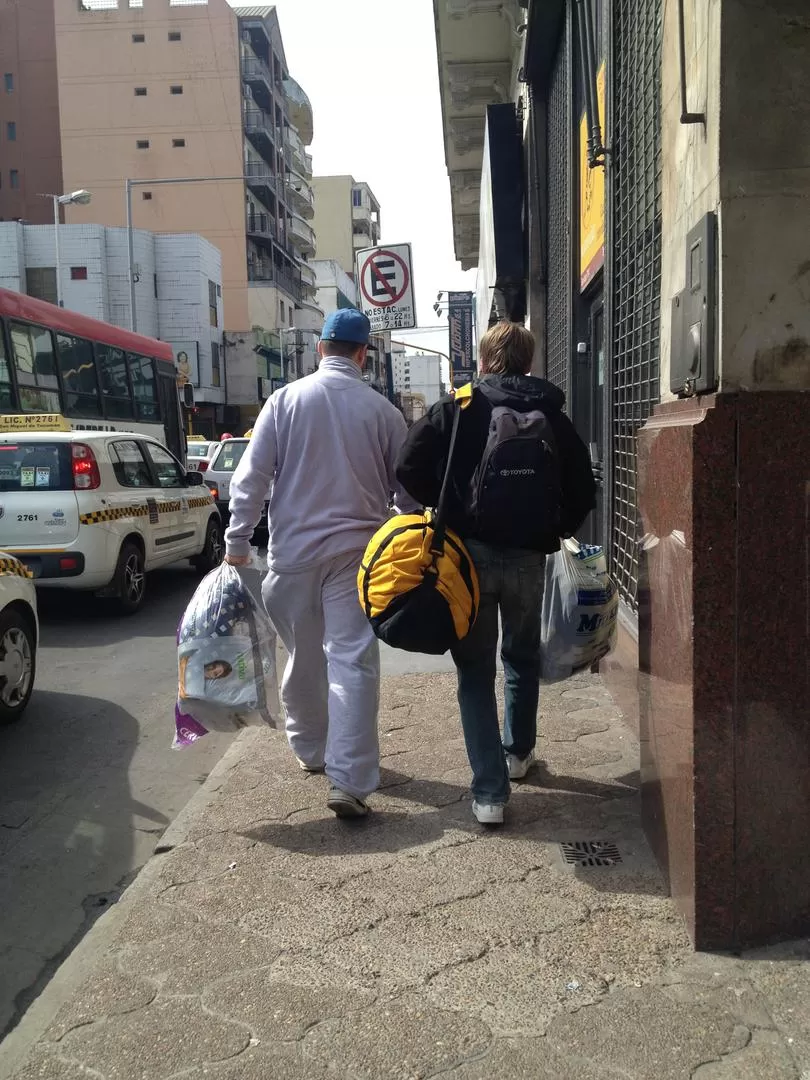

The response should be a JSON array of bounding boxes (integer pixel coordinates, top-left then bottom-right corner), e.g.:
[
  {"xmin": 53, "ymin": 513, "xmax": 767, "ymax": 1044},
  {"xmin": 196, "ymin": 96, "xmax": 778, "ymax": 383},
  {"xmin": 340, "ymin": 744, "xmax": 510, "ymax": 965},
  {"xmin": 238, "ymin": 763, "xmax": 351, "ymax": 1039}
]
[
  {"xmin": 37, "ymin": 0, "xmax": 317, "ymax": 339},
  {"xmin": 391, "ymin": 352, "xmax": 443, "ymax": 410},
  {"xmin": 0, "ymin": 0, "xmax": 62, "ymax": 225},
  {"xmin": 311, "ymin": 176, "xmax": 381, "ymax": 277}
]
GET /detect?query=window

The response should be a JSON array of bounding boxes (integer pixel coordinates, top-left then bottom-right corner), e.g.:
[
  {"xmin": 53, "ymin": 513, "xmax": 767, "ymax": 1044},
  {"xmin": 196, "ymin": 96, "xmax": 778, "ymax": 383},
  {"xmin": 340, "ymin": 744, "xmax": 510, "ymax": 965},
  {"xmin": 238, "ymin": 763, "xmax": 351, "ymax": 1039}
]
[
  {"xmin": 208, "ymin": 280, "xmax": 218, "ymax": 327},
  {"xmin": 143, "ymin": 191, "xmax": 152, "ymax": 201},
  {"xmin": 136, "ymin": 140, "xmax": 149, "ymax": 149},
  {"xmin": 172, "ymin": 138, "xmax": 186, "ymax": 148},
  {"xmin": 96, "ymin": 344, "xmax": 134, "ymax": 419},
  {"xmin": 70, "ymin": 266, "xmax": 88, "ymax": 281},
  {"xmin": 168, "ymin": 31, "xmax": 182, "ymax": 41},
  {"xmin": 352, "ymin": 188, "xmax": 362, "ymax": 207},
  {"xmin": 170, "ymin": 85, "xmax": 183, "ymax": 95},
  {"xmin": 154, "ymin": 273, "xmax": 159, "ymax": 298},
  {"xmin": 55, "ymin": 334, "xmax": 101, "ymax": 417},
  {"xmin": 216, "ymin": 284, "xmax": 221, "ymax": 297},
  {"xmin": 211, "ymin": 341, "xmax": 221, "ymax": 387},
  {"xmin": 25, "ymin": 267, "xmax": 57, "ymax": 305},
  {"xmin": 132, "ymin": 33, "xmax": 145, "ymax": 42},
  {"xmin": 0, "ymin": 319, "xmax": 12, "ymax": 409},
  {"xmin": 134, "ymin": 86, "xmax": 147, "ymax": 97},
  {"xmin": 10, "ymin": 169, "xmax": 19, "ymax": 189},
  {"xmin": 127, "ymin": 354, "xmax": 159, "ymax": 420},
  {"xmin": 7, "ymin": 122, "xmax": 16, "ymax": 142},
  {"xmin": 144, "ymin": 442, "xmax": 184, "ymax": 487},
  {"xmin": 0, "ymin": 442, "xmax": 72, "ymax": 492},
  {"xmin": 109, "ymin": 440, "xmax": 152, "ymax": 488},
  {"xmin": 4, "ymin": 74, "xmax": 13, "ymax": 93},
  {"xmin": 9, "ymin": 322, "xmax": 60, "ymax": 413},
  {"xmin": 279, "ymin": 301, "xmax": 285, "ymax": 323},
  {"xmin": 212, "ymin": 439, "xmax": 247, "ymax": 473}
]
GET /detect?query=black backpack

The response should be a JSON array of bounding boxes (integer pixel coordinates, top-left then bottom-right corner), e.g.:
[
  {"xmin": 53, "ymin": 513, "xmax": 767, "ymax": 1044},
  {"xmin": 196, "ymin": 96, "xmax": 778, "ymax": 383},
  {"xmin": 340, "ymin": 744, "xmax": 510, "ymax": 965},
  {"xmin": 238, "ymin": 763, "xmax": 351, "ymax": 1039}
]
[{"xmin": 465, "ymin": 403, "xmax": 562, "ymax": 548}]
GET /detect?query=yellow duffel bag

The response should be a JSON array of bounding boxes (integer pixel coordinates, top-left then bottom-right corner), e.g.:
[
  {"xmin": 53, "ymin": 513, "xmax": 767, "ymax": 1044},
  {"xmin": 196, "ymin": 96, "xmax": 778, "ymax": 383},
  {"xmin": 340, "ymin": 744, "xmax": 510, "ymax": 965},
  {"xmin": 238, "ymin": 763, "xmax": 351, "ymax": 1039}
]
[{"xmin": 358, "ymin": 391, "xmax": 479, "ymax": 655}]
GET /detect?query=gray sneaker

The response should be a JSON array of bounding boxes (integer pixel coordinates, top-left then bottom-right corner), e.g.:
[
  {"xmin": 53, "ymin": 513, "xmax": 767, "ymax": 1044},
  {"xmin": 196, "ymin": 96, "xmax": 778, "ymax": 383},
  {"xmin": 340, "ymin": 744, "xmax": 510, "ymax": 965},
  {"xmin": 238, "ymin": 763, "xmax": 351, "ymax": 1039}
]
[{"xmin": 327, "ymin": 786, "xmax": 369, "ymax": 819}]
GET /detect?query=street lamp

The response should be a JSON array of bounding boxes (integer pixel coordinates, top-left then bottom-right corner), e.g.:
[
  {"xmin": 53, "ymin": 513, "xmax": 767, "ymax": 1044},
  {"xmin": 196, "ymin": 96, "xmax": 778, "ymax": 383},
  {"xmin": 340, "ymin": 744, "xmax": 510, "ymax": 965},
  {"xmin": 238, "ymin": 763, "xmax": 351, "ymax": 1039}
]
[{"xmin": 39, "ymin": 189, "xmax": 92, "ymax": 308}]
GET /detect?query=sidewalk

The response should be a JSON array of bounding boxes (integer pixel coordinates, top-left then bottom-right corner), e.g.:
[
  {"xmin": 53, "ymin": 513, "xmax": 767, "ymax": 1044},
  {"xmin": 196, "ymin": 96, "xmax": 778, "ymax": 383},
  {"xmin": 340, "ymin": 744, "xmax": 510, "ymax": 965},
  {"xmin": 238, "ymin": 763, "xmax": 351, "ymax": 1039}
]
[{"xmin": 3, "ymin": 671, "xmax": 809, "ymax": 1079}]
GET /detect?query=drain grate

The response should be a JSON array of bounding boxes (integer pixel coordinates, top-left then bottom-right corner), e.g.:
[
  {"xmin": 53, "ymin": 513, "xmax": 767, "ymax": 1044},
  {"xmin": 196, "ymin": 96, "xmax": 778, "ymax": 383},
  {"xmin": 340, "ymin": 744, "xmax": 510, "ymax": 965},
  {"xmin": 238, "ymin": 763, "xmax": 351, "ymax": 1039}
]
[{"xmin": 560, "ymin": 841, "xmax": 623, "ymax": 867}]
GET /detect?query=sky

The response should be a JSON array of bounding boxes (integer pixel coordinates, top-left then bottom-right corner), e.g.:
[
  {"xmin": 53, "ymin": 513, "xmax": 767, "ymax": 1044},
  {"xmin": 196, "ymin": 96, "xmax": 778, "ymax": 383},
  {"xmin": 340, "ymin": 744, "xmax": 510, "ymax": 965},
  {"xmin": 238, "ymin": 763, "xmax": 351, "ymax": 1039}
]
[{"xmin": 228, "ymin": 0, "xmax": 477, "ymax": 357}]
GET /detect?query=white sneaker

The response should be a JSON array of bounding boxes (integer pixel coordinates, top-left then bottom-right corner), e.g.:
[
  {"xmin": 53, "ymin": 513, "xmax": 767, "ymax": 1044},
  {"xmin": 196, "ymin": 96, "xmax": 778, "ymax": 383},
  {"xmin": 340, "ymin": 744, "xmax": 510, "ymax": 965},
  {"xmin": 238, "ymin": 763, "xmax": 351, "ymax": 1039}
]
[
  {"xmin": 296, "ymin": 756, "xmax": 324, "ymax": 774},
  {"xmin": 506, "ymin": 750, "xmax": 535, "ymax": 781},
  {"xmin": 472, "ymin": 801, "xmax": 505, "ymax": 826}
]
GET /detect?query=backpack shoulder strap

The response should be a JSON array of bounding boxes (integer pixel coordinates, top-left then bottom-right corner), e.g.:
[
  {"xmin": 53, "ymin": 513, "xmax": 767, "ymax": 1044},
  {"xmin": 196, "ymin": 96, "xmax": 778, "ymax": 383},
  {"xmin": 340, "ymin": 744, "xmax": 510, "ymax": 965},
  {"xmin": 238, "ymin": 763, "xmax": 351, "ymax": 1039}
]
[{"xmin": 429, "ymin": 388, "xmax": 471, "ymax": 555}]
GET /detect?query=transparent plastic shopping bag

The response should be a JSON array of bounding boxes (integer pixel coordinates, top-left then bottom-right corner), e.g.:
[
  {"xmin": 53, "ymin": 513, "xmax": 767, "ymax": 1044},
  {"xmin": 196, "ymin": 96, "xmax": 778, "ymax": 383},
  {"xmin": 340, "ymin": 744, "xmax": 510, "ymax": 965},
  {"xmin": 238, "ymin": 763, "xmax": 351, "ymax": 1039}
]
[
  {"xmin": 540, "ymin": 538, "xmax": 618, "ymax": 681},
  {"xmin": 173, "ymin": 554, "xmax": 277, "ymax": 748}
]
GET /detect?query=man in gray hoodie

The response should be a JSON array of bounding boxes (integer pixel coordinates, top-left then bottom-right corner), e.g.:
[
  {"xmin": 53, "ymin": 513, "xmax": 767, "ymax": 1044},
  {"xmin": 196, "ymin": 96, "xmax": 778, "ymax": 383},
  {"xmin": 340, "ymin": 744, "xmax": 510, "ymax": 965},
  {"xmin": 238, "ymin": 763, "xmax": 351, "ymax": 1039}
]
[{"xmin": 224, "ymin": 309, "xmax": 417, "ymax": 818}]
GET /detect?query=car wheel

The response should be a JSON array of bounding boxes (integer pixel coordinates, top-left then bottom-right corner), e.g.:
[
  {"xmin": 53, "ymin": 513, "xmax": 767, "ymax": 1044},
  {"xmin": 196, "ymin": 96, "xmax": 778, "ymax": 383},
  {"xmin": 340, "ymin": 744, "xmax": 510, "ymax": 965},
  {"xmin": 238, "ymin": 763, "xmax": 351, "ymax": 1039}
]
[
  {"xmin": 193, "ymin": 518, "xmax": 224, "ymax": 575},
  {"xmin": 114, "ymin": 542, "xmax": 146, "ymax": 614},
  {"xmin": 0, "ymin": 608, "xmax": 36, "ymax": 724}
]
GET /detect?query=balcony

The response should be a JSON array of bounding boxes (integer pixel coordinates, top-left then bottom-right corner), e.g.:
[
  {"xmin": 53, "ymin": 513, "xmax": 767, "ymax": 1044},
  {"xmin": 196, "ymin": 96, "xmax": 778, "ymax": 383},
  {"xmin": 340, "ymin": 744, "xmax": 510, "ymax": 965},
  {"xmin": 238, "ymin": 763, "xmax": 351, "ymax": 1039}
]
[
  {"xmin": 241, "ymin": 54, "xmax": 273, "ymax": 111},
  {"xmin": 245, "ymin": 161, "xmax": 282, "ymax": 207},
  {"xmin": 286, "ymin": 171, "xmax": 315, "ymax": 219},
  {"xmin": 246, "ymin": 211, "xmax": 279, "ymax": 245},
  {"xmin": 285, "ymin": 128, "xmax": 309, "ymax": 178},
  {"xmin": 248, "ymin": 262, "xmax": 302, "ymax": 303},
  {"xmin": 282, "ymin": 75, "xmax": 313, "ymax": 146},
  {"xmin": 289, "ymin": 213, "xmax": 316, "ymax": 256},
  {"xmin": 244, "ymin": 108, "xmax": 276, "ymax": 159},
  {"xmin": 299, "ymin": 261, "xmax": 316, "ymax": 288}
]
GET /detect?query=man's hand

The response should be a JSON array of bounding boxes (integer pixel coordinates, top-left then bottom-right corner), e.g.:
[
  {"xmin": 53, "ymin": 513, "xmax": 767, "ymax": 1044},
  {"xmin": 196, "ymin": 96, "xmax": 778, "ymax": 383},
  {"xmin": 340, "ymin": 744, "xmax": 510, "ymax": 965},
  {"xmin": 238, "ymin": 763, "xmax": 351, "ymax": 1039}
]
[{"xmin": 224, "ymin": 553, "xmax": 251, "ymax": 567}]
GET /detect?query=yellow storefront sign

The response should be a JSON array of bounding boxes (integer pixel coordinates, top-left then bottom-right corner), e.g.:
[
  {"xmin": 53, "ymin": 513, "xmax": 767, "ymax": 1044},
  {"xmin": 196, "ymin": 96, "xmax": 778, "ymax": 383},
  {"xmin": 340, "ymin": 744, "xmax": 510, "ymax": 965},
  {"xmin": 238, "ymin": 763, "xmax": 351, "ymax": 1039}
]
[
  {"xmin": 580, "ymin": 62, "xmax": 606, "ymax": 291},
  {"xmin": 0, "ymin": 413, "xmax": 71, "ymax": 433}
]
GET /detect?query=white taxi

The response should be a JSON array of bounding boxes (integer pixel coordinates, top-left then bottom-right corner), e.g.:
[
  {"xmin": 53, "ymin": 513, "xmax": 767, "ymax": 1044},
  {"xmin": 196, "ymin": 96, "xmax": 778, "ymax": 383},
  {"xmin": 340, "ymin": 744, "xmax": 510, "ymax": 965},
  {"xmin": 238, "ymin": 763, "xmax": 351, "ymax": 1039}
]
[
  {"xmin": 0, "ymin": 426, "xmax": 223, "ymax": 613},
  {"xmin": 0, "ymin": 552, "xmax": 37, "ymax": 723}
]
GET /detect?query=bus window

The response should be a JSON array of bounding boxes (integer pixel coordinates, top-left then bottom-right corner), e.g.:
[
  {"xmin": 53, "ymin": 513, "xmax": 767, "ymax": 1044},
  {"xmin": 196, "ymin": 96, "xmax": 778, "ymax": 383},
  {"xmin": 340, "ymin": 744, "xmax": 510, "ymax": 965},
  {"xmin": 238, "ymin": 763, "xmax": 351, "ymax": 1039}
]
[
  {"xmin": 128, "ymin": 354, "xmax": 161, "ymax": 421},
  {"xmin": 0, "ymin": 320, "xmax": 13, "ymax": 409},
  {"xmin": 9, "ymin": 322, "xmax": 60, "ymax": 413},
  {"xmin": 56, "ymin": 333, "xmax": 101, "ymax": 417},
  {"xmin": 96, "ymin": 344, "xmax": 134, "ymax": 419}
]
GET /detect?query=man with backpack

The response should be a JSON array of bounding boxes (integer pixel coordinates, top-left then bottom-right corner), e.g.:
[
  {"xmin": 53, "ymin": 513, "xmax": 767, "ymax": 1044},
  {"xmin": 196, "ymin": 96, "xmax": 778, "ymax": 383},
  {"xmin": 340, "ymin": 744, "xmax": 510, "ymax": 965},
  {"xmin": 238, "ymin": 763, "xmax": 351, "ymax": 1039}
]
[{"xmin": 395, "ymin": 321, "xmax": 596, "ymax": 825}]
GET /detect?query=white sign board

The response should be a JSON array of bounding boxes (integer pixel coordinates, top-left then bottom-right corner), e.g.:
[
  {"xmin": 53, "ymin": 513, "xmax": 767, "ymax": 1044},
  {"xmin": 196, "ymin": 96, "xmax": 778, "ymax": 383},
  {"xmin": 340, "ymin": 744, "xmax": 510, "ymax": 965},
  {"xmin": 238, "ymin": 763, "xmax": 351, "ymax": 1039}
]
[{"xmin": 355, "ymin": 243, "xmax": 417, "ymax": 332}]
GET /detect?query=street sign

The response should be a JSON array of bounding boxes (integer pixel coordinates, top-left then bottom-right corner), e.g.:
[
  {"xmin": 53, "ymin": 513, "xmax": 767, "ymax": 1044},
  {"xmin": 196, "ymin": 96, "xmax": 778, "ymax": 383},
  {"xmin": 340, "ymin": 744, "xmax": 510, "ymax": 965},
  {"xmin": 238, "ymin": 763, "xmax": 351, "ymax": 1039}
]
[
  {"xmin": 356, "ymin": 243, "xmax": 417, "ymax": 332},
  {"xmin": 448, "ymin": 291, "xmax": 475, "ymax": 376}
]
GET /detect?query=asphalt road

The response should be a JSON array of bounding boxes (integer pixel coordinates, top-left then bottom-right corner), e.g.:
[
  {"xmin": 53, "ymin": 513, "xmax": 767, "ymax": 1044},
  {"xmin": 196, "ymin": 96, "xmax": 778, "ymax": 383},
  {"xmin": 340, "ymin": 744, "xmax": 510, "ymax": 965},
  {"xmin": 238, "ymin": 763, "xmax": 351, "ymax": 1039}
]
[{"xmin": 0, "ymin": 563, "xmax": 234, "ymax": 1039}]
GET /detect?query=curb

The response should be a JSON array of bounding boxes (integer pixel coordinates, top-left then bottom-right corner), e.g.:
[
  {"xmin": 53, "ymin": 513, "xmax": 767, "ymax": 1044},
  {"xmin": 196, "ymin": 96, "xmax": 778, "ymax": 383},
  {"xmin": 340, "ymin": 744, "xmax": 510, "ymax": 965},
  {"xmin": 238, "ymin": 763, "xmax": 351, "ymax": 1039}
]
[{"xmin": 0, "ymin": 727, "xmax": 263, "ymax": 1080}]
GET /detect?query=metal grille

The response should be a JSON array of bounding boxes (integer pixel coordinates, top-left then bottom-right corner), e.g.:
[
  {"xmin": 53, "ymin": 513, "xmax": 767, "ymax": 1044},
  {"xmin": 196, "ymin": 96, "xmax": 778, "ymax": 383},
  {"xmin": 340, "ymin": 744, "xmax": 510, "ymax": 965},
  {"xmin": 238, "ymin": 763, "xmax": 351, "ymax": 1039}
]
[
  {"xmin": 545, "ymin": 26, "xmax": 570, "ymax": 397},
  {"xmin": 610, "ymin": 0, "xmax": 663, "ymax": 609},
  {"xmin": 560, "ymin": 841, "xmax": 623, "ymax": 867}
]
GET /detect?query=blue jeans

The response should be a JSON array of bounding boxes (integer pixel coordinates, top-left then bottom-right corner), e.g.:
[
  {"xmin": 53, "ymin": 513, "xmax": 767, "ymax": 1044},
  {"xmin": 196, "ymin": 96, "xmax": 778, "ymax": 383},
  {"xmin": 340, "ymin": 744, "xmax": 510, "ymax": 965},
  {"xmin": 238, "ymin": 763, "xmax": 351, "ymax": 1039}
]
[{"xmin": 451, "ymin": 540, "xmax": 546, "ymax": 804}]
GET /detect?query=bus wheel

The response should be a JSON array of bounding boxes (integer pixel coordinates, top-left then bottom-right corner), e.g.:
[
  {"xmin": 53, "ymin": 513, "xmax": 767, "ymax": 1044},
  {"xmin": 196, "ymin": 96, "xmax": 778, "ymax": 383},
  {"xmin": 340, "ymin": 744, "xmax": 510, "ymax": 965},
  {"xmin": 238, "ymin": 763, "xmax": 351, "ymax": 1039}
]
[
  {"xmin": 193, "ymin": 518, "xmax": 224, "ymax": 575},
  {"xmin": 114, "ymin": 542, "xmax": 146, "ymax": 614}
]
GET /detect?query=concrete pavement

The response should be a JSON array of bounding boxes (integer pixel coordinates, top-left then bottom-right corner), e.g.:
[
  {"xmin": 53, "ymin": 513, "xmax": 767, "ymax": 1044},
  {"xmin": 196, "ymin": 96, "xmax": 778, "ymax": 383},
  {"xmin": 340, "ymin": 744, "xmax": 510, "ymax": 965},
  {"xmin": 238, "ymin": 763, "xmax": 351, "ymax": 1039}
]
[{"xmin": 2, "ymin": 670, "xmax": 809, "ymax": 1079}]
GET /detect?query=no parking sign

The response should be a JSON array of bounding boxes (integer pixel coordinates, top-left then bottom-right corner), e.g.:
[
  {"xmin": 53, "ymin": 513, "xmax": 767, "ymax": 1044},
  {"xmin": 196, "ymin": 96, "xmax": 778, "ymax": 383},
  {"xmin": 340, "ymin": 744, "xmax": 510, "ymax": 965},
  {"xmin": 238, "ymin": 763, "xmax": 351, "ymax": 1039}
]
[{"xmin": 355, "ymin": 243, "xmax": 417, "ymax": 332}]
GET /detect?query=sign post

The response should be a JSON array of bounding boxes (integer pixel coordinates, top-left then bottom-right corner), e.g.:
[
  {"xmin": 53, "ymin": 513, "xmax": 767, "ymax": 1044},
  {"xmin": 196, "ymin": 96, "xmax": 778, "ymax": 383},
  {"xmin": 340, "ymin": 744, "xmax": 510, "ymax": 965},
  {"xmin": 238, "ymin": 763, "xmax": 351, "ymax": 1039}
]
[
  {"xmin": 356, "ymin": 243, "xmax": 417, "ymax": 333},
  {"xmin": 448, "ymin": 291, "xmax": 475, "ymax": 387}
]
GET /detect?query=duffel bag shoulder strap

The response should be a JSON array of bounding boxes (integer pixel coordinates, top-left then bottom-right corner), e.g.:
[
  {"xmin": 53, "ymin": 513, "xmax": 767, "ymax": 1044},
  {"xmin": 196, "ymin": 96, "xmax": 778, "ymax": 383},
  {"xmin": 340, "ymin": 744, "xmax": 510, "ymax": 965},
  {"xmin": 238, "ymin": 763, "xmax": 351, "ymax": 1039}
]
[{"xmin": 430, "ymin": 381, "xmax": 474, "ymax": 556}]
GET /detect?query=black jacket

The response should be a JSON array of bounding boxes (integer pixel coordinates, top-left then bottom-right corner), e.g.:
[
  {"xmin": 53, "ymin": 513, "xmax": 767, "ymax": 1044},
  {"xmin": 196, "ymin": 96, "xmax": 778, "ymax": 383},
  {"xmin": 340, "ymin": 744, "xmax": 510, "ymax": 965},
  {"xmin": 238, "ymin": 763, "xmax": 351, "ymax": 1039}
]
[{"xmin": 395, "ymin": 374, "xmax": 597, "ymax": 552}]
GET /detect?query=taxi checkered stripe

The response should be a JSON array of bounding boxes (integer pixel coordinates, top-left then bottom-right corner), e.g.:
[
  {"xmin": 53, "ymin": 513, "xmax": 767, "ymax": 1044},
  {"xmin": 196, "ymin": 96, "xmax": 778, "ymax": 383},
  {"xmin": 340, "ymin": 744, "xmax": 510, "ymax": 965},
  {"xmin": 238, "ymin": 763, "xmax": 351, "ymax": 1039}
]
[
  {"xmin": 80, "ymin": 505, "xmax": 150, "ymax": 525},
  {"xmin": 188, "ymin": 495, "xmax": 213, "ymax": 509},
  {"xmin": 0, "ymin": 557, "xmax": 33, "ymax": 579}
]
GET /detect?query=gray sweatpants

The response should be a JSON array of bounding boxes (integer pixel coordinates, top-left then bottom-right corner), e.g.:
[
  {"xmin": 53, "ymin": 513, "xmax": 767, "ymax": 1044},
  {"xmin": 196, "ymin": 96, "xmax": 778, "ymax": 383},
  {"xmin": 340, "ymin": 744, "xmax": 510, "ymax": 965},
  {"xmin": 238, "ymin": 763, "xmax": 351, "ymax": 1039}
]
[{"xmin": 261, "ymin": 549, "xmax": 380, "ymax": 800}]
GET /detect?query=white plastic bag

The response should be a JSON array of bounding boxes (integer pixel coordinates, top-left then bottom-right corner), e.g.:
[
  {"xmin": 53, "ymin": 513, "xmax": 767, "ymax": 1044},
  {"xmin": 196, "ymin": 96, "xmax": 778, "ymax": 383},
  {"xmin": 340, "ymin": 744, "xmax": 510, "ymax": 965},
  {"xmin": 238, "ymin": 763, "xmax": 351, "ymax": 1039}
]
[
  {"xmin": 540, "ymin": 539, "xmax": 618, "ymax": 681},
  {"xmin": 173, "ymin": 557, "xmax": 277, "ymax": 748}
]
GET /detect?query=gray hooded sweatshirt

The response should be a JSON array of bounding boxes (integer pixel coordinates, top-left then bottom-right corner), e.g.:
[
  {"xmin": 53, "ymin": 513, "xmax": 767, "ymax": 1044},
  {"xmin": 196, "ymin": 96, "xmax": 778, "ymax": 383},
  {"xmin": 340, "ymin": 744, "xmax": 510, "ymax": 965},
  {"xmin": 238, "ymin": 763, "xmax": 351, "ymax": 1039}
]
[{"xmin": 224, "ymin": 355, "xmax": 419, "ymax": 569}]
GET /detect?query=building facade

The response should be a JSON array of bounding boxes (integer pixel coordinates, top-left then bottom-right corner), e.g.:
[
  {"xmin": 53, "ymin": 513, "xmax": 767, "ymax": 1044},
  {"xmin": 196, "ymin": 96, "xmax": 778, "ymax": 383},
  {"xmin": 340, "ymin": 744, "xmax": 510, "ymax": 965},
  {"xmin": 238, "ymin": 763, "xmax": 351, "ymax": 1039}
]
[
  {"xmin": 0, "ymin": 0, "xmax": 63, "ymax": 226},
  {"xmin": 392, "ymin": 352, "xmax": 443, "ymax": 411},
  {"xmin": 0, "ymin": 220, "xmax": 225, "ymax": 424},
  {"xmin": 434, "ymin": 0, "xmax": 810, "ymax": 950},
  {"xmin": 311, "ymin": 175, "xmax": 381, "ymax": 278}
]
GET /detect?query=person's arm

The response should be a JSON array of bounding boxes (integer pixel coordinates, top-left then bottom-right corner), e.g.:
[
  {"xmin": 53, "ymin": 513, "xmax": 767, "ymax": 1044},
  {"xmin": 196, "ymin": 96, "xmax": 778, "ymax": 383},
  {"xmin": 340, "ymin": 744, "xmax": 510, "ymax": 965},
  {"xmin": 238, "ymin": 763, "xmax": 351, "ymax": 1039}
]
[
  {"xmin": 395, "ymin": 400, "xmax": 454, "ymax": 509},
  {"xmin": 385, "ymin": 409, "xmax": 422, "ymax": 515},
  {"xmin": 554, "ymin": 413, "xmax": 597, "ymax": 538},
  {"xmin": 224, "ymin": 398, "xmax": 277, "ymax": 562}
]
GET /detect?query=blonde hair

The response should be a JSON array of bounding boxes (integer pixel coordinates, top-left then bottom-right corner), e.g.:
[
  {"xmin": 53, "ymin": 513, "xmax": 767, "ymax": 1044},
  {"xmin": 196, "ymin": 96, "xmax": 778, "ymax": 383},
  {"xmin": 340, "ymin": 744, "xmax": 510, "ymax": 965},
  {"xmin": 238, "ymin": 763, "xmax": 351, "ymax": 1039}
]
[{"xmin": 479, "ymin": 322, "xmax": 535, "ymax": 376}]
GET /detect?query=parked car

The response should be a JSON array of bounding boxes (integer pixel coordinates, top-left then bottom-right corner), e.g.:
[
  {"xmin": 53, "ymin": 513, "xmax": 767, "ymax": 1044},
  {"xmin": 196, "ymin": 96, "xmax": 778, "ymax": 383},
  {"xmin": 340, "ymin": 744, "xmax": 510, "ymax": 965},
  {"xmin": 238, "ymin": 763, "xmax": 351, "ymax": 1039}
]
[
  {"xmin": 0, "ymin": 552, "xmax": 38, "ymax": 723},
  {"xmin": 185, "ymin": 439, "xmax": 219, "ymax": 474},
  {"xmin": 0, "ymin": 429, "xmax": 223, "ymax": 614}
]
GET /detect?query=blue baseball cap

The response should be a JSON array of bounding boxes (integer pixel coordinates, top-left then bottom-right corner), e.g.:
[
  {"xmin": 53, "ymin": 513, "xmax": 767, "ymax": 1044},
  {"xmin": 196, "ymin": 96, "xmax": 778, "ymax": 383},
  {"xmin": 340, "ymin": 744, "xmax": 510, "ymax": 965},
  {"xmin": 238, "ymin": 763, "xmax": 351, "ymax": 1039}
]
[{"xmin": 320, "ymin": 308, "xmax": 371, "ymax": 345}]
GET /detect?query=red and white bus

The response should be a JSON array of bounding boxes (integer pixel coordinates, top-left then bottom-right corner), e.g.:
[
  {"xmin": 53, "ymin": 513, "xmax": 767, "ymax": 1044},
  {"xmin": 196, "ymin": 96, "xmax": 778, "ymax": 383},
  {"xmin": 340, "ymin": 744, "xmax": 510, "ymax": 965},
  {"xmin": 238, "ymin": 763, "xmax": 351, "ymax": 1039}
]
[{"xmin": 0, "ymin": 289, "xmax": 187, "ymax": 463}]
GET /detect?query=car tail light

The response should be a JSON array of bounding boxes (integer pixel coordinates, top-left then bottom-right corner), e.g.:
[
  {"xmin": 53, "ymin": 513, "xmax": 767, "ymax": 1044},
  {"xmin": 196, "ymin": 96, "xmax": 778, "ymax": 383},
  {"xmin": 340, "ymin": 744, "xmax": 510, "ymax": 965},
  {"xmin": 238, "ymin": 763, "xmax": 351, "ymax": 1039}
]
[
  {"xmin": 59, "ymin": 556, "xmax": 78, "ymax": 571},
  {"xmin": 72, "ymin": 443, "xmax": 101, "ymax": 490},
  {"xmin": 198, "ymin": 460, "xmax": 209, "ymax": 473},
  {"xmin": 207, "ymin": 483, "xmax": 219, "ymax": 500}
]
